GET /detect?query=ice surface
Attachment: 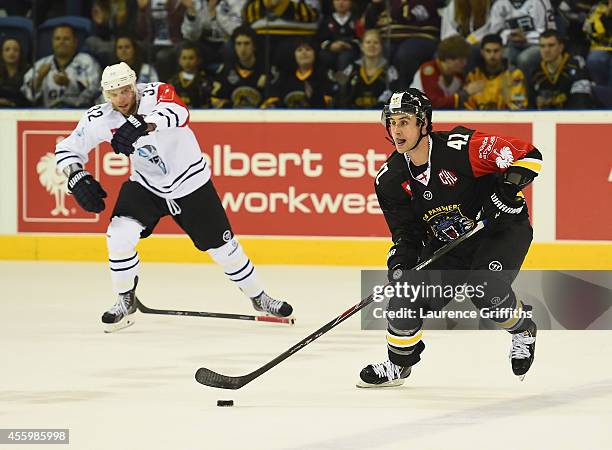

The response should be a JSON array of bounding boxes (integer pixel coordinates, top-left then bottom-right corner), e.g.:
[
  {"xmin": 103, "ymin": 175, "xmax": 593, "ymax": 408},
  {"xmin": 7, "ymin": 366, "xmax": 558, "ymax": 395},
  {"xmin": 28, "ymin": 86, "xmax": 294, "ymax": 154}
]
[{"xmin": 1, "ymin": 261, "xmax": 611, "ymax": 450}]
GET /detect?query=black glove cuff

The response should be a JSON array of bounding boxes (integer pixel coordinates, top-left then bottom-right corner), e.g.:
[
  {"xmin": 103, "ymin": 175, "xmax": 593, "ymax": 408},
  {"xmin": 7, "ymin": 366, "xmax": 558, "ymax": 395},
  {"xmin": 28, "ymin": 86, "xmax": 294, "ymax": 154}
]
[
  {"xmin": 499, "ymin": 180, "xmax": 521, "ymax": 202},
  {"xmin": 490, "ymin": 192, "xmax": 524, "ymax": 214},
  {"xmin": 127, "ymin": 114, "xmax": 147, "ymax": 132},
  {"xmin": 67, "ymin": 170, "xmax": 89, "ymax": 191}
]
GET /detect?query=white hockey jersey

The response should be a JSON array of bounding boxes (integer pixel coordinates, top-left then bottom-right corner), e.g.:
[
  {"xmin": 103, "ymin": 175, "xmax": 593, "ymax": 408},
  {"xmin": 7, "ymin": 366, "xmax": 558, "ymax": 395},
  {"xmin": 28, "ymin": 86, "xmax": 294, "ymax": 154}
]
[
  {"xmin": 55, "ymin": 82, "xmax": 211, "ymax": 200},
  {"xmin": 22, "ymin": 53, "xmax": 101, "ymax": 107},
  {"xmin": 488, "ymin": 0, "xmax": 556, "ymax": 45}
]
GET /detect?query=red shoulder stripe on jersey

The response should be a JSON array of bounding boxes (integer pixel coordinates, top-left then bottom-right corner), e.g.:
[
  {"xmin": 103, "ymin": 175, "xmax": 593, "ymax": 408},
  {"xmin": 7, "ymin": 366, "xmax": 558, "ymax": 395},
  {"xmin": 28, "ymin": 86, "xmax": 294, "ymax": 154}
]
[
  {"xmin": 467, "ymin": 131, "xmax": 535, "ymax": 177},
  {"xmin": 156, "ymin": 83, "xmax": 190, "ymax": 126},
  {"xmin": 401, "ymin": 180, "xmax": 412, "ymax": 197}
]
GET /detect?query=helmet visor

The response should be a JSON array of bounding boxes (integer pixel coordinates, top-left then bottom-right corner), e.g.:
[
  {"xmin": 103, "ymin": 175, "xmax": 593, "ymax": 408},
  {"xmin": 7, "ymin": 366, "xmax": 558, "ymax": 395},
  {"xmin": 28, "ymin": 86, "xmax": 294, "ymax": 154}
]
[{"xmin": 381, "ymin": 104, "xmax": 426, "ymax": 127}]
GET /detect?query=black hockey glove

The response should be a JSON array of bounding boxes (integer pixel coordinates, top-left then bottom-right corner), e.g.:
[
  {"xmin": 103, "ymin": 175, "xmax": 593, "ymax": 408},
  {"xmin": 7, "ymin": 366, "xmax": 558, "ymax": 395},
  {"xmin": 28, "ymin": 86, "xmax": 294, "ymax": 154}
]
[
  {"xmin": 387, "ymin": 241, "xmax": 418, "ymax": 282},
  {"xmin": 67, "ymin": 170, "xmax": 107, "ymax": 213},
  {"xmin": 481, "ymin": 179, "xmax": 525, "ymax": 225},
  {"xmin": 111, "ymin": 114, "xmax": 148, "ymax": 156}
]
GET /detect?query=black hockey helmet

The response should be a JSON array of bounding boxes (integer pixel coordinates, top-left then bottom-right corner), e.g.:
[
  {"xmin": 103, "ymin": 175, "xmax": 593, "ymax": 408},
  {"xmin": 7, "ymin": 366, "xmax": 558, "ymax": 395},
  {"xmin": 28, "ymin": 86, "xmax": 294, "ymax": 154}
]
[{"xmin": 381, "ymin": 88, "xmax": 433, "ymax": 135}]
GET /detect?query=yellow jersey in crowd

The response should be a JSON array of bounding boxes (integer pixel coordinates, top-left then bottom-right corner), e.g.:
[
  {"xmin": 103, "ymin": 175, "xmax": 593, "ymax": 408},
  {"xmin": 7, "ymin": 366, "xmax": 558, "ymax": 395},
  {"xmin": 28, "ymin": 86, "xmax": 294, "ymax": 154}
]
[{"xmin": 464, "ymin": 63, "xmax": 528, "ymax": 110}]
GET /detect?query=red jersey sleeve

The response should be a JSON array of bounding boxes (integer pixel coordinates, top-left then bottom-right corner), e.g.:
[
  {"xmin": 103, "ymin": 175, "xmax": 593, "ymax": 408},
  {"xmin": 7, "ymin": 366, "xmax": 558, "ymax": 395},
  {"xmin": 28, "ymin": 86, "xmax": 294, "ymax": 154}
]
[{"xmin": 467, "ymin": 131, "xmax": 538, "ymax": 177}]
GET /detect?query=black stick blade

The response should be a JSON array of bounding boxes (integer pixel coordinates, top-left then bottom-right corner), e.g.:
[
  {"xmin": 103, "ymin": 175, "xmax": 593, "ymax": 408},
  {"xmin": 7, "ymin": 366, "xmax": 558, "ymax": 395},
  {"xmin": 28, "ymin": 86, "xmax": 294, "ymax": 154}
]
[{"xmin": 195, "ymin": 368, "xmax": 248, "ymax": 390}]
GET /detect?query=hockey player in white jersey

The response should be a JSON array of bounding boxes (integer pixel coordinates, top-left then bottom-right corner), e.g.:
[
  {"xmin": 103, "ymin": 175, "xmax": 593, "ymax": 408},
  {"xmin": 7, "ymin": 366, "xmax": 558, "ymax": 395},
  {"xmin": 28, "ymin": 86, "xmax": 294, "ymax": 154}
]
[{"xmin": 55, "ymin": 62, "xmax": 293, "ymax": 332}]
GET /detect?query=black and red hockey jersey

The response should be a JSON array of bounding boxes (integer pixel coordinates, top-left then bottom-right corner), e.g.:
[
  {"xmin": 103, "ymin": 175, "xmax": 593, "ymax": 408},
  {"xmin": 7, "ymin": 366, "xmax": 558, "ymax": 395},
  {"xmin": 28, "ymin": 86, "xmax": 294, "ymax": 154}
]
[{"xmin": 375, "ymin": 126, "xmax": 542, "ymax": 255}]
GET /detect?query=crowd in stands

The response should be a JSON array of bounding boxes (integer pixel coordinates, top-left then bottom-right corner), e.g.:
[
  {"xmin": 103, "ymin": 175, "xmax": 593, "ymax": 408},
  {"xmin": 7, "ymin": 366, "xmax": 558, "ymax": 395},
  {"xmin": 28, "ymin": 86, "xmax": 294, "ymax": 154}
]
[{"xmin": 0, "ymin": 0, "xmax": 611, "ymax": 109}]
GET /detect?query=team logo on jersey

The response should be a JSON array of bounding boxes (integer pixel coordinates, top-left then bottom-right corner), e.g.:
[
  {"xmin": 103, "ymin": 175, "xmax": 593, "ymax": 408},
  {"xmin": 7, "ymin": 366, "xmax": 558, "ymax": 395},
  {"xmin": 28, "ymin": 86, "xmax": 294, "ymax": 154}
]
[
  {"xmin": 231, "ymin": 86, "xmax": 262, "ymax": 108},
  {"xmin": 137, "ymin": 145, "xmax": 167, "ymax": 175},
  {"xmin": 158, "ymin": 85, "xmax": 175, "ymax": 102},
  {"xmin": 284, "ymin": 91, "xmax": 309, "ymax": 108},
  {"xmin": 423, "ymin": 190, "xmax": 433, "ymax": 200},
  {"xmin": 488, "ymin": 260, "xmax": 503, "ymax": 271},
  {"xmin": 438, "ymin": 169, "xmax": 458, "ymax": 187},
  {"xmin": 223, "ymin": 230, "xmax": 232, "ymax": 242},
  {"xmin": 495, "ymin": 146, "xmax": 514, "ymax": 169},
  {"xmin": 425, "ymin": 206, "xmax": 474, "ymax": 242}
]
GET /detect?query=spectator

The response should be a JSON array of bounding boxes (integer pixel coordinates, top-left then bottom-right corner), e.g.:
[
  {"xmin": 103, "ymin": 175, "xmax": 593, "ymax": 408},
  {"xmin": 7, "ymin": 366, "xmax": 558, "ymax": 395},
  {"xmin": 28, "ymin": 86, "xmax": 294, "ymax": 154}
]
[
  {"xmin": 243, "ymin": 0, "xmax": 319, "ymax": 72},
  {"xmin": 439, "ymin": 0, "xmax": 492, "ymax": 70},
  {"xmin": 316, "ymin": 0, "xmax": 361, "ymax": 73},
  {"xmin": 136, "ymin": 0, "xmax": 187, "ymax": 81},
  {"xmin": 181, "ymin": 0, "xmax": 246, "ymax": 67},
  {"xmin": 487, "ymin": 0, "xmax": 556, "ymax": 80},
  {"xmin": 530, "ymin": 29, "xmax": 594, "ymax": 108},
  {"xmin": 339, "ymin": 29, "xmax": 399, "ymax": 108},
  {"xmin": 210, "ymin": 25, "xmax": 269, "ymax": 108},
  {"xmin": 584, "ymin": 0, "xmax": 612, "ymax": 86},
  {"xmin": 86, "ymin": 0, "xmax": 138, "ymax": 66},
  {"xmin": 262, "ymin": 38, "xmax": 335, "ymax": 108},
  {"xmin": 557, "ymin": 0, "xmax": 594, "ymax": 55},
  {"xmin": 114, "ymin": 35, "xmax": 159, "ymax": 83},
  {"xmin": 440, "ymin": 0, "xmax": 492, "ymax": 42},
  {"xmin": 363, "ymin": 0, "xmax": 441, "ymax": 88},
  {"xmin": 411, "ymin": 34, "xmax": 485, "ymax": 108},
  {"xmin": 168, "ymin": 42, "xmax": 211, "ymax": 107},
  {"xmin": 464, "ymin": 34, "xmax": 528, "ymax": 109},
  {"xmin": 0, "ymin": 37, "xmax": 30, "ymax": 107},
  {"xmin": 21, "ymin": 25, "xmax": 100, "ymax": 108}
]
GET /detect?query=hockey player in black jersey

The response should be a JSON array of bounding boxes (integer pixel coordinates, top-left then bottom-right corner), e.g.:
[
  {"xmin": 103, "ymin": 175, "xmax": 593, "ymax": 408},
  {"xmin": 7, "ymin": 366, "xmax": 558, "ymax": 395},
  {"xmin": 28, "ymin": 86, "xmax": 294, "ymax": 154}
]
[{"xmin": 358, "ymin": 89, "xmax": 542, "ymax": 387}]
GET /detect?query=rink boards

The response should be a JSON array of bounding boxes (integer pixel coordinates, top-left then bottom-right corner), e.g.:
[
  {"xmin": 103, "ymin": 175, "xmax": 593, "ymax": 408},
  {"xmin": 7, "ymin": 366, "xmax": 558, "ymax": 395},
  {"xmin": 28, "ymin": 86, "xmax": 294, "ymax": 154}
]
[{"xmin": 0, "ymin": 109, "xmax": 610, "ymax": 268}]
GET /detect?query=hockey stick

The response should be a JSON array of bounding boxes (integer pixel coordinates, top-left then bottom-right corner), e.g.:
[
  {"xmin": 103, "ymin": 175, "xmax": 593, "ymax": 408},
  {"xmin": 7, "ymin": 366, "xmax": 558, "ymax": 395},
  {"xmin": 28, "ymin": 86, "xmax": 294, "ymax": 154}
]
[
  {"xmin": 137, "ymin": 301, "xmax": 295, "ymax": 325},
  {"xmin": 195, "ymin": 221, "xmax": 486, "ymax": 389}
]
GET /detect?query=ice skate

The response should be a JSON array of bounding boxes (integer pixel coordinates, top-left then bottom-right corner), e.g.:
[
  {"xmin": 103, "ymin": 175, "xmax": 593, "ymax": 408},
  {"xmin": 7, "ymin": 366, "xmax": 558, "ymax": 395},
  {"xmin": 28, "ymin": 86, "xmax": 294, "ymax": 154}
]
[
  {"xmin": 357, "ymin": 360, "xmax": 412, "ymax": 388},
  {"xmin": 102, "ymin": 278, "xmax": 139, "ymax": 333},
  {"xmin": 510, "ymin": 321, "xmax": 537, "ymax": 381},
  {"xmin": 251, "ymin": 292, "xmax": 293, "ymax": 319}
]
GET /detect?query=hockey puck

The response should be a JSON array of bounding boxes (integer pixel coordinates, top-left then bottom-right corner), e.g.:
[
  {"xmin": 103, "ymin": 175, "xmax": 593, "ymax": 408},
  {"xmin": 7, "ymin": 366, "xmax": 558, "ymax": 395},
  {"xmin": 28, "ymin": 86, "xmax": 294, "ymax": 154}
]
[{"xmin": 217, "ymin": 400, "xmax": 234, "ymax": 407}]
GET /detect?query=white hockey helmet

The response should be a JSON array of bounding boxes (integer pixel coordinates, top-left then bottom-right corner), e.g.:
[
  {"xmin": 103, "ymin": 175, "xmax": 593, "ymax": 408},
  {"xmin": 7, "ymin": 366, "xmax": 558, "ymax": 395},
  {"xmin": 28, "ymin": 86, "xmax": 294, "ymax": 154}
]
[{"xmin": 101, "ymin": 62, "xmax": 137, "ymax": 100}]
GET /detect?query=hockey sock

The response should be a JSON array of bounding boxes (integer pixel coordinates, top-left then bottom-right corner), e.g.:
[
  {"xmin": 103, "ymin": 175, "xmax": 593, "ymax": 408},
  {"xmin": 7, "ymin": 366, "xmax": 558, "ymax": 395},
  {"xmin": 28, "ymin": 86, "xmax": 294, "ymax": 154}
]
[
  {"xmin": 207, "ymin": 238, "xmax": 263, "ymax": 298},
  {"xmin": 387, "ymin": 323, "xmax": 425, "ymax": 367},
  {"xmin": 107, "ymin": 216, "xmax": 144, "ymax": 294}
]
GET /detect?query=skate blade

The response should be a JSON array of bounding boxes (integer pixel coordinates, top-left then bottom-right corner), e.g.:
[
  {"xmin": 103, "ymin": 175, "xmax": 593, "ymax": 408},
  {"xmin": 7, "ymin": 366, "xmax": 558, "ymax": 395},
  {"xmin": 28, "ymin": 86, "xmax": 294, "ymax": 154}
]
[
  {"xmin": 356, "ymin": 379, "xmax": 406, "ymax": 389},
  {"xmin": 103, "ymin": 316, "xmax": 135, "ymax": 333}
]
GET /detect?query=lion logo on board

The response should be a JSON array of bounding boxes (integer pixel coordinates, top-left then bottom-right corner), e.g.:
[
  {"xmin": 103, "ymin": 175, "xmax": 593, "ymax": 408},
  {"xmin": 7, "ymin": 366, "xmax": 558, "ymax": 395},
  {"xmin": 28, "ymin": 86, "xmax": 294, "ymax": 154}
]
[{"xmin": 36, "ymin": 152, "xmax": 70, "ymax": 216}]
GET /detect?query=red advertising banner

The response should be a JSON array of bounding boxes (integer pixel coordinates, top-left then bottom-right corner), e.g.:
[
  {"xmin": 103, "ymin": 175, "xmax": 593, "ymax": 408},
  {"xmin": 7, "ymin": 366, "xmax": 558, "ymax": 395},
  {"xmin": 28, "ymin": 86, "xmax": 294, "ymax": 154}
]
[
  {"xmin": 17, "ymin": 120, "xmax": 532, "ymax": 236},
  {"xmin": 556, "ymin": 124, "xmax": 612, "ymax": 240}
]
